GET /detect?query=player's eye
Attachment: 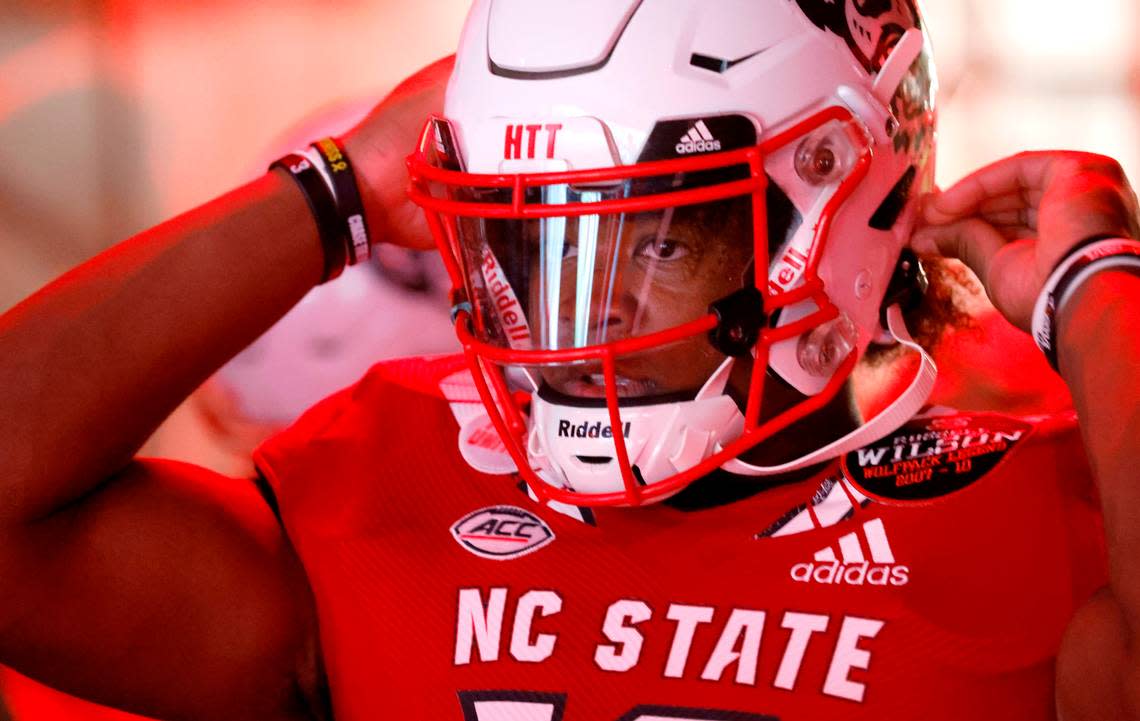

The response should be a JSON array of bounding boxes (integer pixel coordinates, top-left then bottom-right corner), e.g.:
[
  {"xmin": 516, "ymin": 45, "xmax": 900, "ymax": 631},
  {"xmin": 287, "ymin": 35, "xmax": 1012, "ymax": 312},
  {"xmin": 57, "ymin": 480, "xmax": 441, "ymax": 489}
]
[{"xmin": 636, "ymin": 235, "xmax": 690, "ymax": 261}]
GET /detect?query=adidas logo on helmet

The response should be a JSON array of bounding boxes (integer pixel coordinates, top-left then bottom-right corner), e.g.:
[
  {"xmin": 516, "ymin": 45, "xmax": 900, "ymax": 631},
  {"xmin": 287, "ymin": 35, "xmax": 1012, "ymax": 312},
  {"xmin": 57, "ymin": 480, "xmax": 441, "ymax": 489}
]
[
  {"xmin": 675, "ymin": 120, "xmax": 722, "ymax": 155},
  {"xmin": 790, "ymin": 518, "xmax": 910, "ymax": 587}
]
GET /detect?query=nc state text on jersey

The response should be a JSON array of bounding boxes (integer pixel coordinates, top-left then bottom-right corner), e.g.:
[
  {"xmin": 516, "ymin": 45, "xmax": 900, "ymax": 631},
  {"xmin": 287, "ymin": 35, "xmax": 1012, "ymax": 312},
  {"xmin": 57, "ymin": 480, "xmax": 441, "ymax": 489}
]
[{"xmin": 455, "ymin": 587, "xmax": 884, "ymax": 704}]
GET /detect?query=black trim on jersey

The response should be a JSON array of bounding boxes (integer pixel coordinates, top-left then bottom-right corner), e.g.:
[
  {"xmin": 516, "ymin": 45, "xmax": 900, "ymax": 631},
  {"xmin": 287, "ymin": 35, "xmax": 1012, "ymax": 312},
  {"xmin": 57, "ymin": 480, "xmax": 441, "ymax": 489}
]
[
  {"xmin": 580, "ymin": 506, "xmax": 597, "ymax": 526},
  {"xmin": 755, "ymin": 503, "xmax": 809, "ymax": 539},
  {"xmin": 666, "ymin": 470, "xmax": 771, "ymax": 512},
  {"xmin": 666, "ymin": 465, "xmax": 823, "ymax": 513},
  {"xmin": 515, "ymin": 477, "xmax": 597, "ymax": 526},
  {"xmin": 252, "ymin": 467, "xmax": 284, "ymax": 527},
  {"xmin": 810, "ymin": 477, "xmax": 837, "ymax": 507},
  {"xmin": 458, "ymin": 690, "xmax": 567, "ymax": 721}
]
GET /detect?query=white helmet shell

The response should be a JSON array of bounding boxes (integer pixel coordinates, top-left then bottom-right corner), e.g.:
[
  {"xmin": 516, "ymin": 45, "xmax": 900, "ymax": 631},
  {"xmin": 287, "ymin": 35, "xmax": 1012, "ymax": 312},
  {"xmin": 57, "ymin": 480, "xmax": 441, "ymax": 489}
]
[{"xmin": 416, "ymin": 0, "xmax": 936, "ymax": 504}]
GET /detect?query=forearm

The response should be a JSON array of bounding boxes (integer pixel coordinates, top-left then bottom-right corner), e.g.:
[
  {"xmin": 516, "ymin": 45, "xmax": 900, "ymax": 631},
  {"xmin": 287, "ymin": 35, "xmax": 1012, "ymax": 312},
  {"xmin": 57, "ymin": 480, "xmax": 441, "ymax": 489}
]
[
  {"xmin": 0, "ymin": 170, "xmax": 323, "ymax": 525},
  {"xmin": 1056, "ymin": 270, "xmax": 1140, "ymax": 717},
  {"xmin": 1060, "ymin": 270, "xmax": 1140, "ymax": 592}
]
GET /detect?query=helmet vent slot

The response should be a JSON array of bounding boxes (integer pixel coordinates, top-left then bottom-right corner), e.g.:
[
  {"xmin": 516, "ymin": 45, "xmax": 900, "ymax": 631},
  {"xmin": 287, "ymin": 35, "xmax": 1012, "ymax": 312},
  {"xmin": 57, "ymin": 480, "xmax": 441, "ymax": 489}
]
[
  {"xmin": 689, "ymin": 51, "xmax": 762, "ymax": 74},
  {"xmin": 576, "ymin": 455, "xmax": 613, "ymax": 465},
  {"xmin": 869, "ymin": 166, "xmax": 917, "ymax": 231}
]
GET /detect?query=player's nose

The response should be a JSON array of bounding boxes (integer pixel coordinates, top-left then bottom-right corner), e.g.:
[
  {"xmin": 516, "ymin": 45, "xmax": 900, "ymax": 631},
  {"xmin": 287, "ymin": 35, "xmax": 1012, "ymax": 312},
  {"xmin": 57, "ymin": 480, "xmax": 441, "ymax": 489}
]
[{"xmin": 556, "ymin": 275, "xmax": 640, "ymax": 346}]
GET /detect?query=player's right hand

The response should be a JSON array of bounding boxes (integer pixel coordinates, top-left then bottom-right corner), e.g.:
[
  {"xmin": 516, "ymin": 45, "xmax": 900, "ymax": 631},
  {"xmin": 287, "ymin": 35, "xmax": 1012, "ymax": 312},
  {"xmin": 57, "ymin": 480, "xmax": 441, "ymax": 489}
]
[
  {"xmin": 344, "ymin": 55, "xmax": 455, "ymax": 251},
  {"xmin": 911, "ymin": 151, "xmax": 1140, "ymax": 332}
]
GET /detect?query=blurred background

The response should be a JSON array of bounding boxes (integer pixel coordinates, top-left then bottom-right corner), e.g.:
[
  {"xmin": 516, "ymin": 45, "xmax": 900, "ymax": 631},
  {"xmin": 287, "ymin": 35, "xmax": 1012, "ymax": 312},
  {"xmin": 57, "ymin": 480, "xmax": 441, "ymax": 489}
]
[{"xmin": 0, "ymin": 0, "xmax": 1137, "ymax": 718}]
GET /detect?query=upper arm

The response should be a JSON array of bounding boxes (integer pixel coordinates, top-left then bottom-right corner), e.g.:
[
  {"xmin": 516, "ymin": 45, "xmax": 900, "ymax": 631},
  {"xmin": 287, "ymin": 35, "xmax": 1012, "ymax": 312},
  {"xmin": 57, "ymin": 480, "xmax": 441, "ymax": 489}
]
[
  {"xmin": 1056, "ymin": 588, "xmax": 1140, "ymax": 721},
  {"xmin": 0, "ymin": 459, "xmax": 316, "ymax": 721}
]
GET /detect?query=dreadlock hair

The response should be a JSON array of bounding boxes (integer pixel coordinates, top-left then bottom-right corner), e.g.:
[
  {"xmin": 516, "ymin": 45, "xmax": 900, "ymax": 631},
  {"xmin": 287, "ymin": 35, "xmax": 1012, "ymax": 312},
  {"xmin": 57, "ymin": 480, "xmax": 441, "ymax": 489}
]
[{"xmin": 862, "ymin": 254, "xmax": 981, "ymax": 365}]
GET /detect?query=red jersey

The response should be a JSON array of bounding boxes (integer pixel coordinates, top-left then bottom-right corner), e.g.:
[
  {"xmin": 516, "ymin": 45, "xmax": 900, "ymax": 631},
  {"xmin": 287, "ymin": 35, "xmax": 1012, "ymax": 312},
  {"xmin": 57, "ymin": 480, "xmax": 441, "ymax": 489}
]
[{"xmin": 255, "ymin": 355, "xmax": 1107, "ymax": 721}]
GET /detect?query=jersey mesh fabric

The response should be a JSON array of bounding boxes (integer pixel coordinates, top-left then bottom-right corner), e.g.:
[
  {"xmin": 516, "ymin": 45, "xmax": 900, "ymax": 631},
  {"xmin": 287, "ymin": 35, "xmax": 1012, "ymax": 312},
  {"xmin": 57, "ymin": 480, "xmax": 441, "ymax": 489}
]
[{"xmin": 254, "ymin": 355, "xmax": 1107, "ymax": 721}]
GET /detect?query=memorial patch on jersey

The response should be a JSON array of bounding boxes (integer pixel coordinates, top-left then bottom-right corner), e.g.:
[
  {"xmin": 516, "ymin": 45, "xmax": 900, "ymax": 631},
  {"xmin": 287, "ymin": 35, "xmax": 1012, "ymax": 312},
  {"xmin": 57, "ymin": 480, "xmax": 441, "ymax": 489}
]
[
  {"xmin": 841, "ymin": 413, "xmax": 1032, "ymax": 503},
  {"xmin": 452, "ymin": 506, "xmax": 555, "ymax": 560}
]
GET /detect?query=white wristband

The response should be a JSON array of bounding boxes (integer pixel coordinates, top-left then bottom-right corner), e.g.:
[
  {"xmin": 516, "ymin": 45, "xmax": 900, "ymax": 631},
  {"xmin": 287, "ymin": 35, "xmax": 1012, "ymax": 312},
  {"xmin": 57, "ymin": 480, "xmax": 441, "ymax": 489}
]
[{"xmin": 1031, "ymin": 238, "xmax": 1140, "ymax": 369}]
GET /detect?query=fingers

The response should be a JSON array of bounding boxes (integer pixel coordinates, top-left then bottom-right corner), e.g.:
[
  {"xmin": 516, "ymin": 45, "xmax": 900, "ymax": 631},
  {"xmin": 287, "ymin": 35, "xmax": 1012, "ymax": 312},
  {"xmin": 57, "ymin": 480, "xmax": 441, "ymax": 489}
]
[
  {"xmin": 924, "ymin": 151, "xmax": 1133, "ymax": 228},
  {"xmin": 923, "ymin": 152, "xmax": 1059, "ymax": 225},
  {"xmin": 911, "ymin": 221, "xmax": 1040, "ymax": 330},
  {"xmin": 383, "ymin": 55, "xmax": 456, "ymax": 104},
  {"xmin": 919, "ymin": 191, "xmax": 1038, "ymax": 241},
  {"xmin": 985, "ymin": 240, "xmax": 1040, "ymax": 330},
  {"xmin": 980, "ymin": 207, "xmax": 1037, "ymax": 230},
  {"xmin": 911, "ymin": 217, "xmax": 1007, "ymax": 284},
  {"xmin": 917, "ymin": 152, "xmax": 1138, "ymax": 263},
  {"xmin": 977, "ymin": 189, "xmax": 1044, "ymax": 215},
  {"xmin": 911, "ymin": 151, "xmax": 1139, "ymax": 332}
]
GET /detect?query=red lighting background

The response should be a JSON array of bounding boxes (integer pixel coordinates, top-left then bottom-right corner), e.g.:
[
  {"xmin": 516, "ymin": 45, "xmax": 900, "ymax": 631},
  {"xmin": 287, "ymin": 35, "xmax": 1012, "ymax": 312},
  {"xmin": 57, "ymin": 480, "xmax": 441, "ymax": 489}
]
[{"xmin": 1, "ymin": 0, "xmax": 1138, "ymax": 718}]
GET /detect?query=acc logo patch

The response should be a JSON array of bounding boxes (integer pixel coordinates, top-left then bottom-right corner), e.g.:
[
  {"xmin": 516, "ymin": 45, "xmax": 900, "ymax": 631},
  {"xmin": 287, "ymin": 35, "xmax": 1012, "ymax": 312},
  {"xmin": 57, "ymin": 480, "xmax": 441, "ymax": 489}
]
[
  {"xmin": 451, "ymin": 506, "xmax": 555, "ymax": 560},
  {"xmin": 842, "ymin": 413, "xmax": 1032, "ymax": 504}
]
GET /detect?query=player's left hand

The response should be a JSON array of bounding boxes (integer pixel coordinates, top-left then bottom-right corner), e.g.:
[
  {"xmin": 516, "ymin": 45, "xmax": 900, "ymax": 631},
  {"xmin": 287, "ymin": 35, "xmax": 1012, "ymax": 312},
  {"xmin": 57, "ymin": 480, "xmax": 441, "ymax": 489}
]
[
  {"xmin": 343, "ymin": 55, "xmax": 455, "ymax": 251},
  {"xmin": 911, "ymin": 151, "xmax": 1140, "ymax": 331}
]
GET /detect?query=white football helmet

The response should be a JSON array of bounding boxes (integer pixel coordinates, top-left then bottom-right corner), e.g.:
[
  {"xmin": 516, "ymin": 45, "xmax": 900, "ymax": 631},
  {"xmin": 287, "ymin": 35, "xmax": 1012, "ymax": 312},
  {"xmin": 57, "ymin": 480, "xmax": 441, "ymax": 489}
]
[{"xmin": 409, "ymin": 0, "xmax": 939, "ymax": 507}]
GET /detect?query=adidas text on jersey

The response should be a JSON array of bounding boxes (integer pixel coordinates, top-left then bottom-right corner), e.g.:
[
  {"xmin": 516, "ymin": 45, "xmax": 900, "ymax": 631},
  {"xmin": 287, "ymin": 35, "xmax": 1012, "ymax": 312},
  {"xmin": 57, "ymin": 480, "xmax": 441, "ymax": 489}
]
[{"xmin": 790, "ymin": 518, "xmax": 910, "ymax": 587}]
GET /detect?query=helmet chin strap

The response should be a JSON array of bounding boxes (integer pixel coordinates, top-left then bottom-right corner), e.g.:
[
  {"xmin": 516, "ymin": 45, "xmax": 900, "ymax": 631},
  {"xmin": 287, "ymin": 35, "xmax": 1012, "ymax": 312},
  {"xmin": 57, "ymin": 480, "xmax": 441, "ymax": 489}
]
[{"xmin": 719, "ymin": 304, "xmax": 937, "ymax": 476}]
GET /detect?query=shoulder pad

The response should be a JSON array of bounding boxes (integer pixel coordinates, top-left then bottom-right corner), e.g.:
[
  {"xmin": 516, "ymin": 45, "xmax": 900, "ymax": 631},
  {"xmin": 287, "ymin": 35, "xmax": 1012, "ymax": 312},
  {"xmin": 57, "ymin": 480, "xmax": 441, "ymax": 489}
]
[{"xmin": 367, "ymin": 354, "xmax": 469, "ymax": 400}]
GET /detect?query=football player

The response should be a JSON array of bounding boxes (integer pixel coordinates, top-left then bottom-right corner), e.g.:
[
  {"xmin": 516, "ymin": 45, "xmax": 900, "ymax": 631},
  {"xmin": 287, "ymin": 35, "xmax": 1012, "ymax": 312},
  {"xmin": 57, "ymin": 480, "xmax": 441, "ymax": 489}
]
[{"xmin": 0, "ymin": 2, "xmax": 1138, "ymax": 720}]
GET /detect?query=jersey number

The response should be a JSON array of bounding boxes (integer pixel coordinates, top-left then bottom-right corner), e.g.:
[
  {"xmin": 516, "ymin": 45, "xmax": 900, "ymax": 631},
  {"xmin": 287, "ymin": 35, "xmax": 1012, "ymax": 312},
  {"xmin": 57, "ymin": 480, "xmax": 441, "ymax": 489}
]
[{"xmin": 458, "ymin": 691, "xmax": 778, "ymax": 721}]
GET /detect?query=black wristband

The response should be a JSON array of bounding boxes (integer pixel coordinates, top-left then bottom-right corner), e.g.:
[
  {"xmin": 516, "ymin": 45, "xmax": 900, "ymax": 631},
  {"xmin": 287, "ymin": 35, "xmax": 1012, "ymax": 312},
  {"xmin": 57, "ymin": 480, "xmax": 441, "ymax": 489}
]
[
  {"xmin": 271, "ymin": 153, "xmax": 347, "ymax": 283},
  {"xmin": 1031, "ymin": 237, "xmax": 1140, "ymax": 370},
  {"xmin": 313, "ymin": 137, "xmax": 372, "ymax": 265}
]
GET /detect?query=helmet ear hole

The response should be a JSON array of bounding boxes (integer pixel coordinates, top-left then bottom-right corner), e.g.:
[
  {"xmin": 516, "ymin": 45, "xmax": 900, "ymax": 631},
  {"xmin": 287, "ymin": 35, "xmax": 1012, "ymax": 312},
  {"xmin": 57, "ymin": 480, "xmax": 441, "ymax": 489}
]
[{"xmin": 879, "ymin": 249, "xmax": 929, "ymax": 327}]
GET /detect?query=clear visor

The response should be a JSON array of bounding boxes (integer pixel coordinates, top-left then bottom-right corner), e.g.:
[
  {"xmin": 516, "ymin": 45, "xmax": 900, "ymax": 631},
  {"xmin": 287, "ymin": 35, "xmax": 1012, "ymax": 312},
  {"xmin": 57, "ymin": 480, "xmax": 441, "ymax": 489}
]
[
  {"xmin": 463, "ymin": 186, "xmax": 756, "ymax": 397},
  {"xmin": 416, "ymin": 118, "xmax": 803, "ymax": 401}
]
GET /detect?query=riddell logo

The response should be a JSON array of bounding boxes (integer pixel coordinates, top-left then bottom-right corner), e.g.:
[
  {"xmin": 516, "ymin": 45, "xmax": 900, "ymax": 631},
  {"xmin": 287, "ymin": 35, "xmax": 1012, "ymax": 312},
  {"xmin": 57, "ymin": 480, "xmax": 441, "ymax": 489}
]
[
  {"xmin": 557, "ymin": 420, "xmax": 632, "ymax": 439},
  {"xmin": 675, "ymin": 120, "xmax": 722, "ymax": 155},
  {"xmin": 790, "ymin": 518, "xmax": 910, "ymax": 587}
]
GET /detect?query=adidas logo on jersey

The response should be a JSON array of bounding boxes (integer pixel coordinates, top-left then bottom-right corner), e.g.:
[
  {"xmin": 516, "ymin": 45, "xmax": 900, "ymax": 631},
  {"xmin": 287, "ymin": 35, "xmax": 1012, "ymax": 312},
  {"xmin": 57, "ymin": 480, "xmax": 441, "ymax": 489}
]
[
  {"xmin": 675, "ymin": 120, "xmax": 722, "ymax": 155},
  {"xmin": 790, "ymin": 518, "xmax": 910, "ymax": 587}
]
